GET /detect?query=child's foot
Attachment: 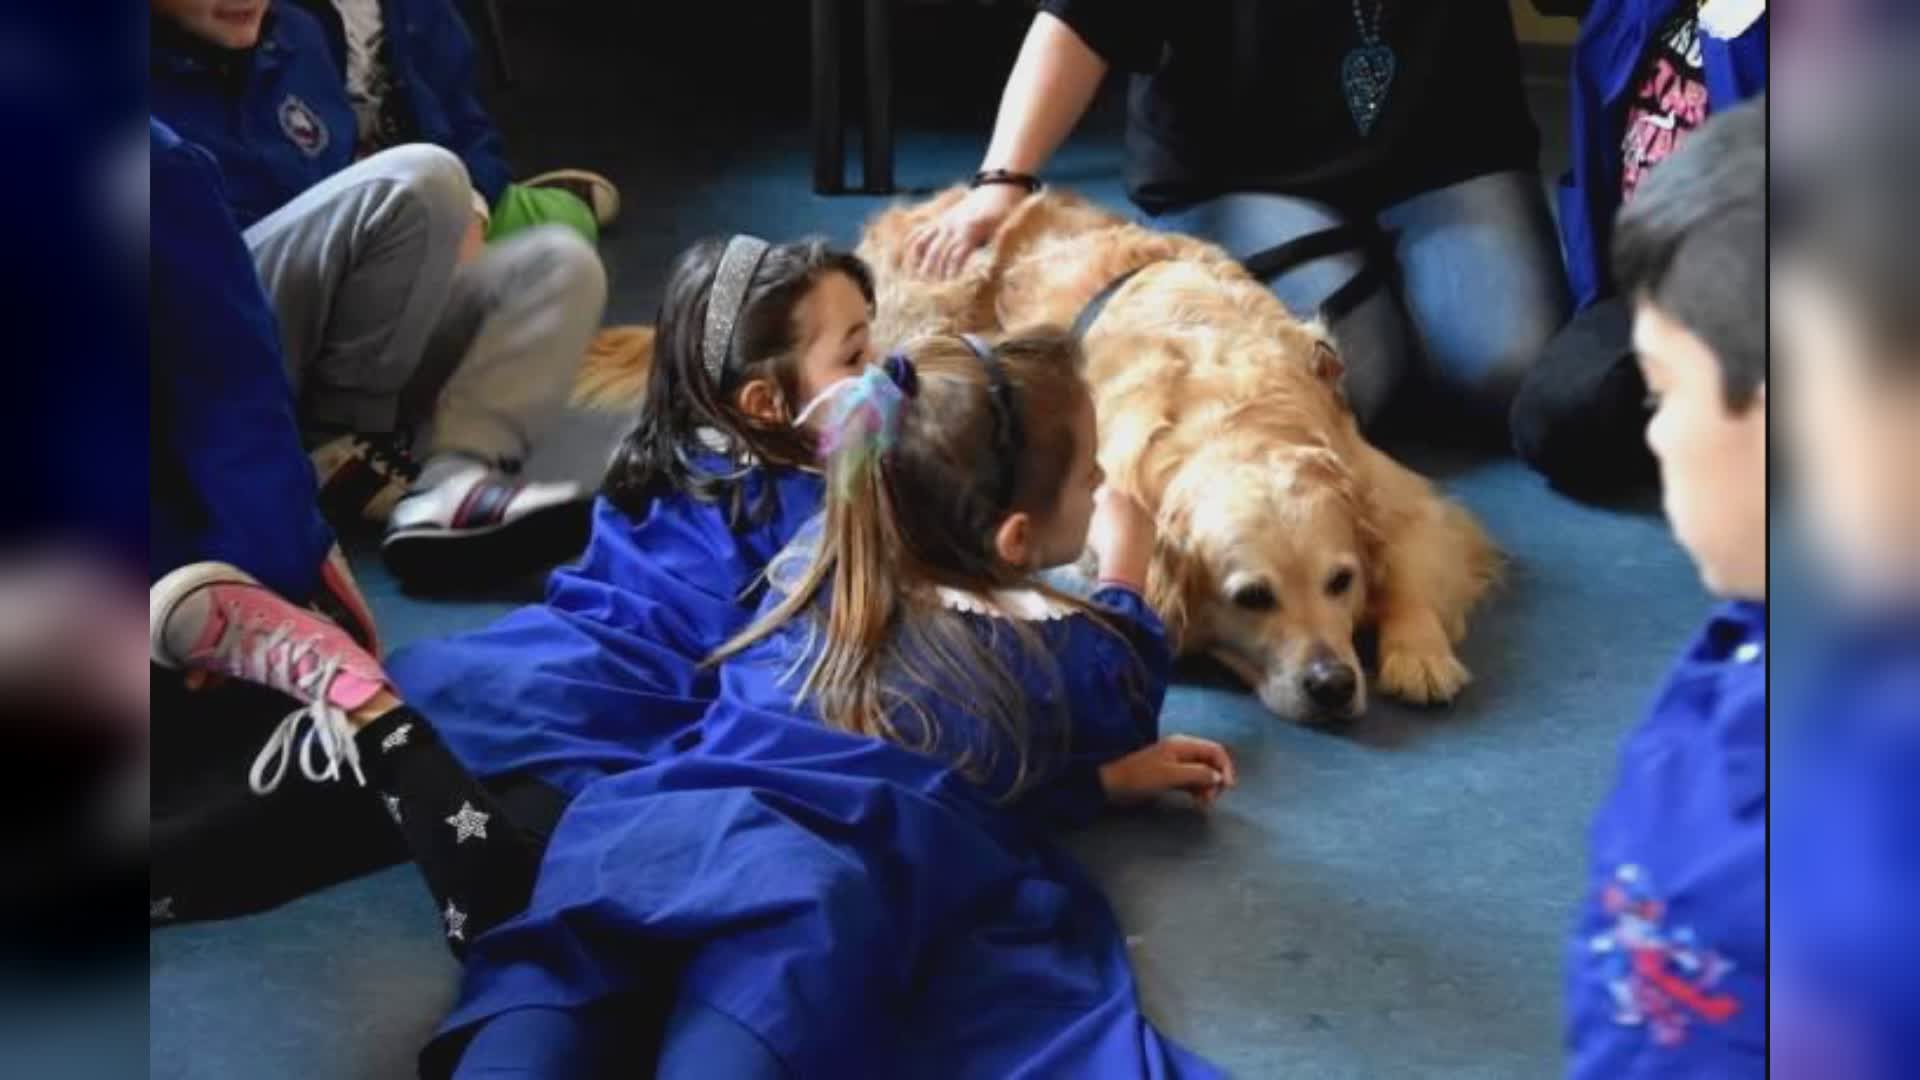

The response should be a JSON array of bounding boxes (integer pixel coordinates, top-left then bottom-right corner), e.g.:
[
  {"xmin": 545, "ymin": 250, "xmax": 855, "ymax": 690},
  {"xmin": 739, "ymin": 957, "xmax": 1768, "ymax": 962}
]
[
  {"xmin": 311, "ymin": 432, "xmax": 421, "ymax": 527},
  {"xmin": 380, "ymin": 464, "xmax": 591, "ymax": 590},
  {"xmin": 151, "ymin": 562, "xmax": 387, "ymax": 794},
  {"xmin": 523, "ymin": 169, "xmax": 620, "ymax": 228}
]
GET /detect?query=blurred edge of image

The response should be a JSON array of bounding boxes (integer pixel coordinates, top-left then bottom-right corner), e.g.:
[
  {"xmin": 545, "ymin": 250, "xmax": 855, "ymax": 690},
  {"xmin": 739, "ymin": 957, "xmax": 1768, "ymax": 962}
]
[{"xmin": 0, "ymin": 4, "xmax": 150, "ymax": 1079}]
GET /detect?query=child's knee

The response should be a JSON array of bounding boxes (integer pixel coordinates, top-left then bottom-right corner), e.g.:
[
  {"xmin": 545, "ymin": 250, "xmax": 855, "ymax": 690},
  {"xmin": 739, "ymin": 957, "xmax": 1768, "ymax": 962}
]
[
  {"xmin": 373, "ymin": 144, "xmax": 473, "ymax": 228},
  {"xmin": 507, "ymin": 226, "xmax": 609, "ymax": 320}
]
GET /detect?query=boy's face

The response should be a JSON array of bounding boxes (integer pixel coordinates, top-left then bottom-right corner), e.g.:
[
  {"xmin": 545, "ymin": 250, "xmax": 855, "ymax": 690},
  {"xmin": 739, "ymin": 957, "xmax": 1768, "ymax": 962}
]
[
  {"xmin": 152, "ymin": 0, "xmax": 268, "ymax": 49},
  {"xmin": 1634, "ymin": 300, "xmax": 1768, "ymax": 599},
  {"xmin": 1776, "ymin": 269, "xmax": 1920, "ymax": 597}
]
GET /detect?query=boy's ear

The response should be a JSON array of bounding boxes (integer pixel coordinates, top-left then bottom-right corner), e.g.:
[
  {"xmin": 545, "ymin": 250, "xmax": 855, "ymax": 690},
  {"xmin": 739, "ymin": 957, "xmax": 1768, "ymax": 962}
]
[
  {"xmin": 993, "ymin": 513, "xmax": 1033, "ymax": 568},
  {"xmin": 735, "ymin": 378, "xmax": 787, "ymax": 426}
]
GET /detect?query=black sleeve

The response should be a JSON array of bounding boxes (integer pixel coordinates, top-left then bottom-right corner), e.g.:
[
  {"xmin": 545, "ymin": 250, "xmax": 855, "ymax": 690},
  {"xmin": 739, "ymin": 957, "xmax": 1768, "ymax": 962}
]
[{"xmin": 1039, "ymin": 0, "xmax": 1167, "ymax": 73}]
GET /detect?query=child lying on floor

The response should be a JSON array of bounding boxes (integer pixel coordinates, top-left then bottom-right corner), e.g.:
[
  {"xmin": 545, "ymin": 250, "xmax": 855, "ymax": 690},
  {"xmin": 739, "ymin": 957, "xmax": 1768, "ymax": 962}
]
[
  {"xmin": 154, "ymin": 327, "xmax": 1234, "ymax": 1077},
  {"xmin": 1562, "ymin": 96, "xmax": 1766, "ymax": 1077},
  {"xmin": 431, "ymin": 327, "xmax": 1235, "ymax": 1077}
]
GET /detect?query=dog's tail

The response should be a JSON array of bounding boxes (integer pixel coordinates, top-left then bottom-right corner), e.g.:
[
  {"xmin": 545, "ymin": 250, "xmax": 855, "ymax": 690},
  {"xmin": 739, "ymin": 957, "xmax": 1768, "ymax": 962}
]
[{"xmin": 572, "ymin": 325, "xmax": 655, "ymax": 412}]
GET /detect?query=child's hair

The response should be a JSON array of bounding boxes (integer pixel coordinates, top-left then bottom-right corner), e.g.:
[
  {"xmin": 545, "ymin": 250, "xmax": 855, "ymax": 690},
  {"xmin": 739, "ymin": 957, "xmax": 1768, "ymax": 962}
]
[
  {"xmin": 602, "ymin": 235, "xmax": 875, "ymax": 527},
  {"xmin": 1775, "ymin": 57, "xmax": 1920, "ymax": 371},
  {"xmin": 714, "ymin": 327, "xmax": 1121, "ymax": 792},
  {"xmin": 1612, "ymin": 95, "xmax": 1767, "ymax": 411}
]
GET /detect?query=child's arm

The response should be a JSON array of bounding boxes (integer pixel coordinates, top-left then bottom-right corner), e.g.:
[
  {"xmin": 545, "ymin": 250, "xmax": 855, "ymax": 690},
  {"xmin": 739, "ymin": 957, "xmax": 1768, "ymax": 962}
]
[
  {"xmin": 410, "ymin": 0, "xmax": 512, "ymax": 210},
  {"xmin": 150, "ymin": 127, "xmax": 335, "ymax": 604}
]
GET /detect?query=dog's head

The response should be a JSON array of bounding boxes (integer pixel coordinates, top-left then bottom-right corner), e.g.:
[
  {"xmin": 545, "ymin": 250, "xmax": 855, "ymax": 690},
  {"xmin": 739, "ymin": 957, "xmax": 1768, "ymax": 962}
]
[
  {"xmin": 1150, "ymin": 443, "xmax": 1382, "ymax": 726},
  {"xmin": 1097, "ymin": 313, "xmax": 1381, "ymax": 726}
]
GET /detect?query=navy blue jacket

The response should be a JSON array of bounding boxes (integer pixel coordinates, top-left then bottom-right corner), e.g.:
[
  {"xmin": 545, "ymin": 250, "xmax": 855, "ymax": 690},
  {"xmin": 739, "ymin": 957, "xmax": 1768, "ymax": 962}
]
[
  {"xmin": 149, "ymin": 118, "xmax": 334, "ymax": 601},
  {"xmin": 1564, "ymin": 600, "xmax": 1766, "ymax": 1076},
  {"xmin": 151, "ymin": 1, "xmax": 507, "ymax": 230},
  {"xmin": 291, "ymin": 0, "xmax": 510, "ymax": 202},
  {"xmin": 1559, "ymin": 0, "xmax": 1767, "ymax": 309}
]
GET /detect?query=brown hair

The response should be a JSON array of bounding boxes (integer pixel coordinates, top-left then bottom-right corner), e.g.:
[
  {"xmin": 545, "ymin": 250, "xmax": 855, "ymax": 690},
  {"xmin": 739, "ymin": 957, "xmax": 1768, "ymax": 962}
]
[{"xmin": 714, "ymin": 326, "xmax": 1127, "ymax": 792}]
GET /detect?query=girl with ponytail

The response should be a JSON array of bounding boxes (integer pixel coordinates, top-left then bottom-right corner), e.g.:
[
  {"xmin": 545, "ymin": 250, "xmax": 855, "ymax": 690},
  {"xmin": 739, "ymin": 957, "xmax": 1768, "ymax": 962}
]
[
  {"xmin": 428, "ymin": 325, "xmax": 1236, "ymax": 1080},
  {"xmin": 718, "ymin": 326, "xmax": 1239, "ymax": 812}
]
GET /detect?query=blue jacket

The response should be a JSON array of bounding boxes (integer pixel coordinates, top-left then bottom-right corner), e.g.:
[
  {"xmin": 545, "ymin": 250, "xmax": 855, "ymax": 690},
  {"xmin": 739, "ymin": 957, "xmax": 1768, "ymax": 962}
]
[
  {"xmin": 290, "ymin": 0, "xmax": 510, "ymax": 203},
  {"xmin": 149, "ymin": 118, "xmax": 334, "ymax": 601},
  {"xmin": 151, "ymin": 1, "xmax": 507, "ymax": 231},
  {"xmin": 1564, "ymin": 600, "xmax": 1766, "ymax": 1076},
  {"xmin": 1559, "ymin": 0, "xmax": 1767, "ymax": 310}
]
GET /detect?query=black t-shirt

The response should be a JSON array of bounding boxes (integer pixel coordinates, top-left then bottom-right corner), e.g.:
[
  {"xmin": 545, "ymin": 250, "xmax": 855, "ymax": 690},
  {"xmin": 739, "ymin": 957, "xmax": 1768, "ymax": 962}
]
[{"xmin": 1043, "ymin": 0, "xmax": 1541, "ymax": 215}]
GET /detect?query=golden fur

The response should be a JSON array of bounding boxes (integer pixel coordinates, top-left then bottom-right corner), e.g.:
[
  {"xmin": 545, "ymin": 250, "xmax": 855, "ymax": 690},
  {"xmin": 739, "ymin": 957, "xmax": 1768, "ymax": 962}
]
[
  {"xmin": 858, "ymin": 188, "xmax": 1500, "ymax": 721},
  {"xmin": 574, "ymin": 187, "xmax": 1500, "ymax": 720}
]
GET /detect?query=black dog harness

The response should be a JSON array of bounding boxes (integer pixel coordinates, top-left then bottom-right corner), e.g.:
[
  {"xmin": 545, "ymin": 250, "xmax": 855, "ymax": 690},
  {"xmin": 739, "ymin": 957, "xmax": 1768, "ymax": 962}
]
[{"xmin": 1070, "ymin": 223, "xmax": 1387, "ymax": 339}]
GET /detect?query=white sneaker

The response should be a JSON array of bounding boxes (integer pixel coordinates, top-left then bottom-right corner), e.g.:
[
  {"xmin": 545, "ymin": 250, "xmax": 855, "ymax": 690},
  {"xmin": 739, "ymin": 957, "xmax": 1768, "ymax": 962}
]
[
  {"xmin": 523, "ymin": 169, "xmax": 620, "ymax": 228},
  {"xmin": 380, "ymin": 466, "xmax": 591, "ymax": 588}
]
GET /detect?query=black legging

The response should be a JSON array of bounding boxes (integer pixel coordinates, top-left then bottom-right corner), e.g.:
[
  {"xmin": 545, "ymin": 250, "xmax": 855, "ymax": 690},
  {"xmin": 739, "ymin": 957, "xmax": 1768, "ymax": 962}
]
[{"xmin": 354, "ymin": 708, "xmax": 564, "ymax": 955}]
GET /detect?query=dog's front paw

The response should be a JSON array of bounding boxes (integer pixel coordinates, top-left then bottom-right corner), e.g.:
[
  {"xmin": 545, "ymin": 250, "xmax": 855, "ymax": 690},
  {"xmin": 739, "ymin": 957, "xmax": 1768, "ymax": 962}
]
[{"xmin": 1377, "ymin": 645, "xmax": 1471, "ymax": 706}]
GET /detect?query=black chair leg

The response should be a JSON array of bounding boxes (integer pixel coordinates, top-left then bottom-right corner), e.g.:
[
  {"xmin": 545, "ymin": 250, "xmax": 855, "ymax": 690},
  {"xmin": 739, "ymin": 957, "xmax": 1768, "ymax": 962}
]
[
  {"xmin": 861, "ymin": 0, "xmax": 893, "ymax": 194},
  {"xmin": 812, "ymin": 0, "xmax": 845, "ymax": 194},
  {"xmin": 477, "ymin": 0, "xmax": 513, "ymax": 88}
]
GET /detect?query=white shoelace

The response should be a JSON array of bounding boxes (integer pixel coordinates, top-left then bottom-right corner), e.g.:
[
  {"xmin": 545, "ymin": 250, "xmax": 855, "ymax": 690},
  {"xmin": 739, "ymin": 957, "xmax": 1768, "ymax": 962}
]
[{"xmin": 211, "ymin": 607, "xmax": 369, "ymax": 795}]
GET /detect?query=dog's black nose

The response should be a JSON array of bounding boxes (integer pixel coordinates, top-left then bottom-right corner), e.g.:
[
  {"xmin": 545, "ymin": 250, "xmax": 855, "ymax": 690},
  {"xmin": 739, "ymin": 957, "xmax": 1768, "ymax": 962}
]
[{"xmin": 1302, "ymin": 657, "xmax": 1357, "ymax": 710}]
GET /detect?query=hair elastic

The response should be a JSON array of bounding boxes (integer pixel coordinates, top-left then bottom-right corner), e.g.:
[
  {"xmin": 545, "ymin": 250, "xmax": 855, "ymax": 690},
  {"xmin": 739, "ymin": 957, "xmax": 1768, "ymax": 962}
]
[{"xmin": 702, "ymin": 235, "xmax": 773, "ymax": 388}]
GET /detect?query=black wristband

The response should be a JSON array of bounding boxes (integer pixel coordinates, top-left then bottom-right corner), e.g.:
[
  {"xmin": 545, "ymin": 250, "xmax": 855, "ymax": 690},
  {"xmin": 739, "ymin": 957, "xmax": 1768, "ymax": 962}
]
[{"xmin": 970, "ymin": 168, "xmax": 1043, "ymax": 193}]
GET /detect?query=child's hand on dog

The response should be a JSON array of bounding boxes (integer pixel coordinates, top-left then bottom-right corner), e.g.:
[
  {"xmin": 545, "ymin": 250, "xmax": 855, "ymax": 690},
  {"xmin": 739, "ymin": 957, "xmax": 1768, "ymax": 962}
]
[
  {"xmin": 1099, "ymin": 734, "xmax": 1237, "ymax": 811},
  {"xmin": 1088, "ymin": 487, "xmax": 1156, "ymax": 592}
]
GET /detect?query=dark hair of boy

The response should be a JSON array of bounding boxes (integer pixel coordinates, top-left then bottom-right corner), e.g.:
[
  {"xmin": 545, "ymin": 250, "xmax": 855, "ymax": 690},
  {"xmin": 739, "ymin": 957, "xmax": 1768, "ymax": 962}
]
[
  {"xmin": 1773, "ymin": 55, "xmax": 1920, "ymax": 370},
  {"xmin": 1612, "ymin": 94, "xmax": 1768, "ymax": 411},
  {"xmin": 602, "ymin": 238, "xmax": 875, "ymax": 528}
]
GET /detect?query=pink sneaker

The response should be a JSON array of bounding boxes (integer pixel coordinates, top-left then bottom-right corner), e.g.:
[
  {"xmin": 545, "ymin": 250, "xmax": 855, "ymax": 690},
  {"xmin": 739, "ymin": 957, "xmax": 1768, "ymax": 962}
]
[{"xmin": 150, "ymin": 562, "xmax": 388, "ymax": 794}]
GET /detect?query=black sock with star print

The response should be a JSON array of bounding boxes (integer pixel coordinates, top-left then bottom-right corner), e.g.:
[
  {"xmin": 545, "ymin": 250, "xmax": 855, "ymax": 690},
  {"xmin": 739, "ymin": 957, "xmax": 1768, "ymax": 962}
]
[{"xmin": 354, "ymin": 708, "xmax": 544, "ymax": 957}]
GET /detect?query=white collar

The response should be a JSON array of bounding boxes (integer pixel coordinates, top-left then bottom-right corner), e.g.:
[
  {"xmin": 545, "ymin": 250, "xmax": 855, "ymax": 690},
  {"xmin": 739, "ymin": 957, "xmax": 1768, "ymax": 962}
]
[{"xmin": 933, "ymin": 586, "xmax": 1076, "ymax": 622}]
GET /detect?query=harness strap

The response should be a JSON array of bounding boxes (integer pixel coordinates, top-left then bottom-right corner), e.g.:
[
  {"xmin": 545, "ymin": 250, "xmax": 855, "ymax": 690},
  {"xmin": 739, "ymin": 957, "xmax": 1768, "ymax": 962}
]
[{"xmin": 1070, "ymin": 223, "xmax": 1386, "ymax": 340}]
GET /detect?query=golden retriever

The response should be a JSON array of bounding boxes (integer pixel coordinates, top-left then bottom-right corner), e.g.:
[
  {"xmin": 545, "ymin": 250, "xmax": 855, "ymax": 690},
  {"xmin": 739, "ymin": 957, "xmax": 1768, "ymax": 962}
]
[{"xmin": 856, "ymin": 188, "xmax": 1500, "ymax": 724}]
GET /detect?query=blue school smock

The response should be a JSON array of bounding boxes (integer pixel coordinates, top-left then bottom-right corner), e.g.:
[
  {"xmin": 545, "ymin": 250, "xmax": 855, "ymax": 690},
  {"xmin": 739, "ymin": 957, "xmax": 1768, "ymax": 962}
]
[
  {"xmin": 384, "ymin": 467, "xmax": 826, "ymax": 796},
  {"xmin": 149, "ymin": 118, "xmax": 334, "ymax": 602},
  {"xmin": 1564, "ymin": 600, "xmax": 1766, "ymax": 1076},
  {"xmin": 1559, "ymin": 0, "xmax": 1767, "ymax": 310},
  {"xmin": 425, "ymin": 577, "xmax": 1222, "ymax": 1078},
  {"xmin": 1772, "ymin": 608, "xmax": 1920, "ymax": 1077},
  {"xmin": 288, "ymin": 0, "xmax": 511, "ymax": 206},
  {"xmin": 151, "ymin": 8, "xmax": 357, "ymax": 230}
]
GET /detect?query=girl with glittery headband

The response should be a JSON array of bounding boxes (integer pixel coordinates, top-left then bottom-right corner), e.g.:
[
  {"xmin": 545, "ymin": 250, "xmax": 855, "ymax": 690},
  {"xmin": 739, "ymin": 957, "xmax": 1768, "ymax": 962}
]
[
  {"xmin": 604, "ymin": 234, "xmax": 878, "ymax": 528},
  {"xmin": 380, "ymin": 234, "xmax": 879, "ymax": 807}
]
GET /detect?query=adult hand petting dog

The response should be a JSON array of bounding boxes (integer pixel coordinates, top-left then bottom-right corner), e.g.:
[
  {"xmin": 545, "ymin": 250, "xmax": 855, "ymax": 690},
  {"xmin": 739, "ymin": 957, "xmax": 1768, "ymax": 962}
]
[
  {"xmin": 1100, "ymin": 734, "xmax": 1238, "ymax": 811},
  {"xmin": 906, "ymin": 183, "xmax": 1026, "ymax": 279}
]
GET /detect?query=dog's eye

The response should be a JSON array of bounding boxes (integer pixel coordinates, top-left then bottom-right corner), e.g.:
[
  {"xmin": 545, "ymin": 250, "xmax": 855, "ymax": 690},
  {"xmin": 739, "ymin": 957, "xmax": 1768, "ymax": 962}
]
[
  {"xmin": 1230, "ymin": 582, "xmax": 1277, "ymax": 611},
  {"xmin": 1325, "ymin": 568, "xmax": 1355, "ymax": 597}
]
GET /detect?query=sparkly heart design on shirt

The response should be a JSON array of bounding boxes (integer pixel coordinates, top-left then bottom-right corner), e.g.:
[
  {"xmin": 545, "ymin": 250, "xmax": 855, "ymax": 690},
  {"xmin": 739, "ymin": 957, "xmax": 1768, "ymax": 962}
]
[{"xmin": 1341, "ymin": 45, "xmax": 1396, "ymax": 136}]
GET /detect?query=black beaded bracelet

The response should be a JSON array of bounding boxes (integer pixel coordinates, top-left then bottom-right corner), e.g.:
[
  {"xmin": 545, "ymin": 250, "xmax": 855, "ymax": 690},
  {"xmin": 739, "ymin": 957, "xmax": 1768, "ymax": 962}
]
[{"xmin": 970, "ymin": 168, "xmax": 1043, "ymax": 193}]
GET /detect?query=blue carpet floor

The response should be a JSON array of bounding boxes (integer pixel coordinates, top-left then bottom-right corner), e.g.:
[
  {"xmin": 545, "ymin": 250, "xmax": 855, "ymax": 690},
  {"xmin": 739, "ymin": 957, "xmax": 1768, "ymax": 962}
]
[{"xmin": 150, "ymin": 6, "xmax": 1708, "ymax": 1077}]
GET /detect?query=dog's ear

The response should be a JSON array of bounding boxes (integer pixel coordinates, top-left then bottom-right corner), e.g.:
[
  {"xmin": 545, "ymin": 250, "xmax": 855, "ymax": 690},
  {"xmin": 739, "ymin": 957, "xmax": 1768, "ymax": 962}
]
[
  {"xmin": 1310, "ymin": 339, "xmax": 1345, "ymax": 386},
  {"xmin": 1144, "ymin": 528, "xmax": 1208, "ymax": 655}
]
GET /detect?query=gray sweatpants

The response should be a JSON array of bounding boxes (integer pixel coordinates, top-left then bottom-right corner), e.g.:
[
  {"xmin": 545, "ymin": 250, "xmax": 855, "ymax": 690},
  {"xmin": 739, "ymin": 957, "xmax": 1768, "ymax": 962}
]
[{"xmin": 242, "ymin": 144, "xmax": 606, "ymax": 467}]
